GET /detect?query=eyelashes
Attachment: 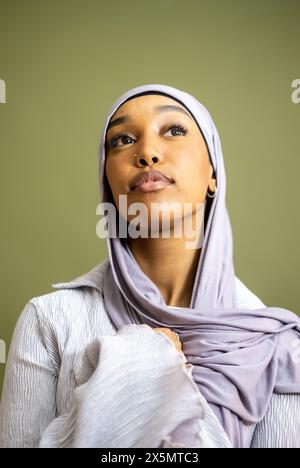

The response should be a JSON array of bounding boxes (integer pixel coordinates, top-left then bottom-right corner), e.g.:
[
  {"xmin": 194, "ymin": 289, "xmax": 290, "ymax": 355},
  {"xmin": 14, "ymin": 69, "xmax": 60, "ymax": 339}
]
[
  {"xmin": 109, "ymin": 122, "xmax": 188, "ymax": 149},
  {"xmin": 166, "ymin": 122, "xmax": 188, "ymax": 136}
]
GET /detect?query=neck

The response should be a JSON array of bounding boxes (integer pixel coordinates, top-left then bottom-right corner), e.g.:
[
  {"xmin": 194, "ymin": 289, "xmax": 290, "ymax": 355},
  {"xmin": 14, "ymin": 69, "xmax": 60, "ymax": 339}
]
[{"xmin": 127, "ymin": 235, "xmax": 201, "ymax": 308}]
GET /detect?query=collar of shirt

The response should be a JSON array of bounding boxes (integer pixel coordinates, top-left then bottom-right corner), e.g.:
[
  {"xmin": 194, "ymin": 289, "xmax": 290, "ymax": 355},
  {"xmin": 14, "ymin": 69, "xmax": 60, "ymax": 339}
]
[{"xmin": 51, "ymin": 258, "xmax": 109, "ymax": 293}]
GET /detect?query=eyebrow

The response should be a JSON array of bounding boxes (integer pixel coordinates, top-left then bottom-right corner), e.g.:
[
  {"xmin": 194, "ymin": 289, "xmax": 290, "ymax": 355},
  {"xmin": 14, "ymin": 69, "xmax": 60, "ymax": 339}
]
[{"xmin": 106, "ymin": 104, "xmax": 193, "ymax": 132}]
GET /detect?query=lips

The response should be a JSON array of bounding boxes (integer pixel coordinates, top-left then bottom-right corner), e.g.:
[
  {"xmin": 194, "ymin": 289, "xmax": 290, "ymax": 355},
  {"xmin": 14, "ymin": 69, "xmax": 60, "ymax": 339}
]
[{"xmin": 130, "ymin": 170, "xmax": 174, "ymax": 191}]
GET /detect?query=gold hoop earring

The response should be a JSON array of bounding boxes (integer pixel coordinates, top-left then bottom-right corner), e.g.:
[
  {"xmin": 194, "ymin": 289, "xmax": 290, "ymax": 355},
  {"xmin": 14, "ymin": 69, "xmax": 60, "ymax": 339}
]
[{"xmin": 206, "ymin": 186, "xmax": 217, "ymax": 198}]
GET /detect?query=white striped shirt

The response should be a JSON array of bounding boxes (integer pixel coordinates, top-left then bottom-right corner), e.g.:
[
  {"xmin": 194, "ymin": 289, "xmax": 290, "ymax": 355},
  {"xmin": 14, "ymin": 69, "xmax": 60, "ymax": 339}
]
[{"xmin": 0, "ymin": 259, "xmax": 299, "ymax": 448}]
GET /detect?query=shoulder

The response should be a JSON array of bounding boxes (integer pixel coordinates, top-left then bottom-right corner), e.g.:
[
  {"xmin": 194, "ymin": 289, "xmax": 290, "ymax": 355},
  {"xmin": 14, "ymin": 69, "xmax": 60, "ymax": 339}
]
[
  {"xmin": 234, "ymin": 276, "xmax": 266, "ymax": 310},
  {"xmin": 27, "ymin": 288, "xmax": 99, "ymax": 331},
  {"xmin": 17, "ymin": 259, "xmax": 114, "ymax": 344},
  {"xmin": 31, "ymin": 258, "xmax": 109, "ymax": 317}
]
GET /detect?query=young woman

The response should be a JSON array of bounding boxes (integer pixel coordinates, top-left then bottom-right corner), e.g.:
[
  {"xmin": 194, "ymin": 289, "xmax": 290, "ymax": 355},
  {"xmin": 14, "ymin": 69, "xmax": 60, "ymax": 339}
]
[{"xmin": 1, "ymin": 84, "xmax": 299, "ymax": 448}]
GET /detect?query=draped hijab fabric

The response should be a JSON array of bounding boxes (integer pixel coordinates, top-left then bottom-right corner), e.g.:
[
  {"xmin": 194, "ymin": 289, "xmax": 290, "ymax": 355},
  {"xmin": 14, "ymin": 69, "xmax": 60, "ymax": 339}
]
[{"xmin": 98, "ymin": 84, "xmax": 300, "ymax": 447}]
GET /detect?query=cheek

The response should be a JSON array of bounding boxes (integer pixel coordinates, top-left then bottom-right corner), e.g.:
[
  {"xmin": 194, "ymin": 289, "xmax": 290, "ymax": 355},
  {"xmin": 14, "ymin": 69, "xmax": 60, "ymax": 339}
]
[
  {"xmin": 176, "ymin": 155, "xmax": 209, "ymax": 201},
  {"xmin": 105, "ymin": 159, "xmax": 125, "ymax": 195}
]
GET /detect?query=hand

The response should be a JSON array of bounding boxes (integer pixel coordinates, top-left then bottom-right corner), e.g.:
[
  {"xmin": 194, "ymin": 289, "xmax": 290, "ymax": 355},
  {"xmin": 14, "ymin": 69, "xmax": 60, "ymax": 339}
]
[{"xmin": 153, "ymin": 327, "xmax": 183, "ymax": 354}]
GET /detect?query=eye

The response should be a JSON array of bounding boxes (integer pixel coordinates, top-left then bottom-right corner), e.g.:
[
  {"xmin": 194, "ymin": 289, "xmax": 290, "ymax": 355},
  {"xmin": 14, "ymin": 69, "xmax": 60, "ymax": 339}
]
[
  {"xmin": 164, "ymin": 122, "xmax": 188, "ymax": 137},
  {"xmin": 109, "ymin": 122, "xmax": 188, "ymax": 149},
  {"xmin": 110, "ymin": 134, "xmax": 135, "ymax": 149}
]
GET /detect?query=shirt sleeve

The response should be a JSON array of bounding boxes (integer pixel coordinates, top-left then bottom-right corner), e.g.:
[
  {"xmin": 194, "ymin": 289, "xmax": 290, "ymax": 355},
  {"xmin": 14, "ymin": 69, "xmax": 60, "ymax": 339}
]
[
  {"xmin": 250, "ymin": 393, "xmax": 300, "ymax": 448},
  {"xmin": 0, "ymin": 301, "xmax": 58, "ymax": 448},
  {"xmin": 1, "ymin": 302, "xmax": 216, "ymax": 448},
  {"xmin": 38, "ymin": 324, "xmax": 215, "ymax": 448},
  {"xmin": 235, "ymin": 279, "xmax": 300, "ymax": 448}
]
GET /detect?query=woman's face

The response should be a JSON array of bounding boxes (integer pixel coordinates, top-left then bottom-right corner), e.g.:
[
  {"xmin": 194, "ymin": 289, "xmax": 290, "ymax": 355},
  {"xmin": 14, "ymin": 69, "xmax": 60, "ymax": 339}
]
[{"xmin": 105, "ymin": 94, "xmax": 216, "ymax": 229}]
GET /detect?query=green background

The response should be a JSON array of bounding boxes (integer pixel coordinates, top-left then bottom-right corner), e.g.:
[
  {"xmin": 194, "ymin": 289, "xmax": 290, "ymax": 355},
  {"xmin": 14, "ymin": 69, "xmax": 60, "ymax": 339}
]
[{"xmin": 0, "ymin": 0, "xmax": 299, "ymax": 395}]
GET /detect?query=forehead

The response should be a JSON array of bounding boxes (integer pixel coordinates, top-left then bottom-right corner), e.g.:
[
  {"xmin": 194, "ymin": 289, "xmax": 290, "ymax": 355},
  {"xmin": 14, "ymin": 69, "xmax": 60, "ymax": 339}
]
[
  {"xmin": 106, "ymin": 94, "xmax": 197, "ymax": 136},
  {"xmin": 112, "ymin": 94, "xmax": 189, "ymax": 116}
]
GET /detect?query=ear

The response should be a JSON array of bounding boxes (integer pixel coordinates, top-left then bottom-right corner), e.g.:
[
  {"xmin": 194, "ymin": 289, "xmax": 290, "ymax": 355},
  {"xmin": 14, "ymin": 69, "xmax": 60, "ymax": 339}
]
[
  {"xmin": 208, "ymin": 166, "xmax": 217, "ymax": 192},
  {"xmin": 208, "ymin": 164, "xmax": 216, "ymax": 183}
]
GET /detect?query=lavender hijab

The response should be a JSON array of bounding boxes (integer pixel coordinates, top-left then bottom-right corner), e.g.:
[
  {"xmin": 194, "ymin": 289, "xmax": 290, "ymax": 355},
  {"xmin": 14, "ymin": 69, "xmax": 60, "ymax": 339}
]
[{"xmin": 98, "ymin": 84, "xmax": 300, "ymax": 447}]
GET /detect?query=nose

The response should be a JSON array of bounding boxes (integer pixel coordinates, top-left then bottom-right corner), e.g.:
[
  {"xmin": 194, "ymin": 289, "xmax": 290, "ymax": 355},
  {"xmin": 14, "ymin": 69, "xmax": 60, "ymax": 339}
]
[{"xmin": 134, "ymin": 153, "xmax": 163, "ymax": 168}]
